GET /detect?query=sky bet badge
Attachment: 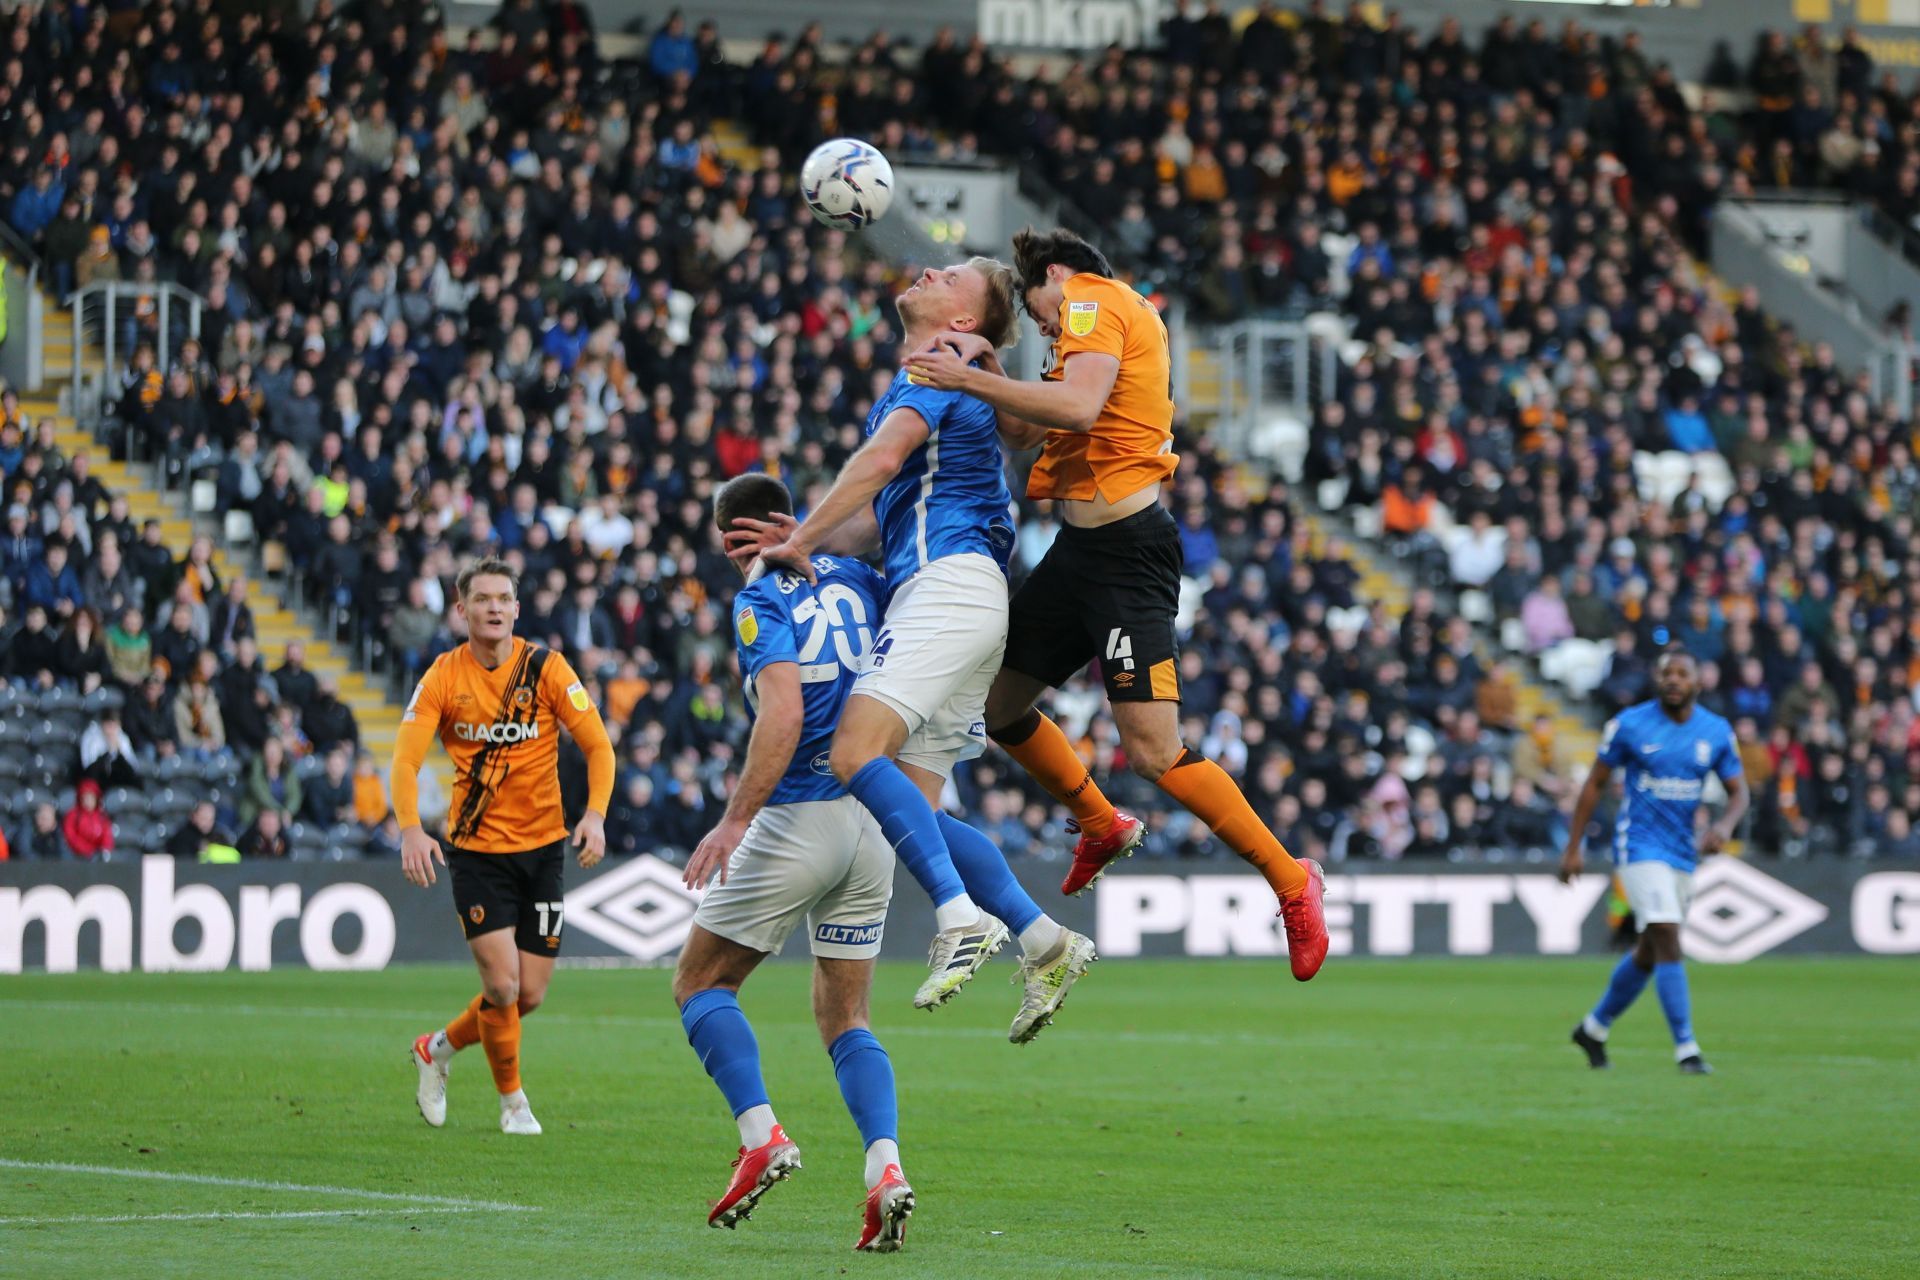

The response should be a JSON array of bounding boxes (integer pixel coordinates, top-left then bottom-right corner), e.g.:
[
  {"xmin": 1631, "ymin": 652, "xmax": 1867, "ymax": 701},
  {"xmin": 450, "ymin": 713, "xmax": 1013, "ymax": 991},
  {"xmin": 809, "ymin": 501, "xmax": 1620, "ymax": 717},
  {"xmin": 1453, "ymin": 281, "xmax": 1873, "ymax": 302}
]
[
  {"xmin": 1067, "ymin": 300, "xmax": 1099, "ymax": 336},
  {"xmin": 736, "ymin": 606, "xmax": 758, "ymax": 646}
]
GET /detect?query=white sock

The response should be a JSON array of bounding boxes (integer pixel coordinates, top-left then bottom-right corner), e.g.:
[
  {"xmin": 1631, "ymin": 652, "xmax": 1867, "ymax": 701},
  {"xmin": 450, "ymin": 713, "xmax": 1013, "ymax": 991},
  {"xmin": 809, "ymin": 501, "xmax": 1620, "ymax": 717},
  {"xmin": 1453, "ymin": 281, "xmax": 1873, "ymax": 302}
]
[
  {"xmin": 1582, "ymin": 1015, "xmax": 1610, "ymax": 1043},
  {"xmin": 736, "ymin": 1103, "xmax": 778, "ymax": 1149},
  {"xmin": 1018, "ymin": 916, "xmax": 1065, "ymax": 960},
  {"xmin": 1674, "ymin": 1040, "xmax": 1702, "ymax": 1062},
  {"xmin": 932, "ymin": 894, "xmax": 981, "ymax": 933},
  {"xmin": 864, "ymin": 1138, "xmax": 901, "ymax": 1189},
  {"xmin": 428, "ymin": 1030, "xmax": 455, "ymax": 1064},
  {"xmin": 500, "ymin": 1088, "xmax": 528, "ymax": 1111}
]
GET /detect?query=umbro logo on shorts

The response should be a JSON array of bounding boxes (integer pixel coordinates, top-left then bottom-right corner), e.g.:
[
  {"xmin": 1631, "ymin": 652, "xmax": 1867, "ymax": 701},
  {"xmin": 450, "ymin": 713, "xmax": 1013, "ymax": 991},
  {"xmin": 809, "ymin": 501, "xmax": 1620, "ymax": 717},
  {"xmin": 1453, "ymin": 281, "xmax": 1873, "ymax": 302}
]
[{"xmin": 815, "ymin": 921, "xmax": 883, "ymax": 945}]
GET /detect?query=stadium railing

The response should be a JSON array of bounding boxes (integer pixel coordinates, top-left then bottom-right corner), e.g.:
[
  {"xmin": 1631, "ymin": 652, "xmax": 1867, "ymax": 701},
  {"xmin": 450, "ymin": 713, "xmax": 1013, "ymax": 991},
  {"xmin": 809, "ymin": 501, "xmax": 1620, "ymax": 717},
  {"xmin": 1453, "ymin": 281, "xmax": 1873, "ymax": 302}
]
[{"xmin": 65, "ymin": 280, "xmax": 205, "ymax": 434}]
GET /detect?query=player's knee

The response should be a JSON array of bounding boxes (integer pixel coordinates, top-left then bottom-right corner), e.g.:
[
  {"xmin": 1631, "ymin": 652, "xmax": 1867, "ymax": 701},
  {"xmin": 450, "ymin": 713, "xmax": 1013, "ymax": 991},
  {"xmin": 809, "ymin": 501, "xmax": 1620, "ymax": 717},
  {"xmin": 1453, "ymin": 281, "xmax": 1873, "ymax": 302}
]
[
  {"xmin": 483, "ymin": 977, "xmax": 519, "ymax": 1009},
  {"xmin": 1127, "ymin": 738, "xmax": 1183, "ymax": 781},
  {"xmin": 516, "ymin": 989, "xmax": 543, "ymax": 1017},
  {"xmin": 829, "ymin": 739, "xmax": 878, "ymax": 784}
]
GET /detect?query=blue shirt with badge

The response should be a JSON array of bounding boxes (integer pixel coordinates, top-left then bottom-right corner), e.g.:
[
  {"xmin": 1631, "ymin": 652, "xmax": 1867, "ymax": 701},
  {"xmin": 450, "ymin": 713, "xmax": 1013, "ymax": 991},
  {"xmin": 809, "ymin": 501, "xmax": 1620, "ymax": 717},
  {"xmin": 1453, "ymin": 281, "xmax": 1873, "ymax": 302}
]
[
  {"xmin": 865, "ymin": 368, "xmax": 1016, "ymax": 593},
  {"xmin": 1596, "ymin": 700, "xmax": 1742, "ymax": 870},
  {"xmin": 732, "ymin": 555, "xmax": 887, "ymax": 805}
]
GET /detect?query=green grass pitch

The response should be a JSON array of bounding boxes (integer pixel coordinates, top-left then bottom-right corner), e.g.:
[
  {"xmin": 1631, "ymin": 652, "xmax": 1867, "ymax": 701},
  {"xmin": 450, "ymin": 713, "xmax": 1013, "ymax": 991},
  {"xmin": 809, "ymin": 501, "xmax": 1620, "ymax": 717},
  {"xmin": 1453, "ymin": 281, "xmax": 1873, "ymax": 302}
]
[{"xmin": 0, "ymin": 957, "xmax": 1913, "ymax": 1279}]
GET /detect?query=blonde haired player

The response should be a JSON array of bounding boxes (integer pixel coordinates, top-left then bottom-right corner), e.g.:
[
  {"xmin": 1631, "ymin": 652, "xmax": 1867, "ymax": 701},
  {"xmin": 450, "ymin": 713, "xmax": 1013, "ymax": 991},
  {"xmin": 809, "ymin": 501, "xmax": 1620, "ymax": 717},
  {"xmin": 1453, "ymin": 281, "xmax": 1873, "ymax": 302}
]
[{"xmin": 393, "ymin": 556, "xmax": 615, "ymax": 1134}]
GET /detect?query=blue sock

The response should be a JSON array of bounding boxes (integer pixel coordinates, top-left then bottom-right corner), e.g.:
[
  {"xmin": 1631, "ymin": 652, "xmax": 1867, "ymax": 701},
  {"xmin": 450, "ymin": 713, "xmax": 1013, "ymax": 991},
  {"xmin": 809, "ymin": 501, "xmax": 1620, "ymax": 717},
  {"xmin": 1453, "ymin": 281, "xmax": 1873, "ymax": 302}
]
[
  {"xmin": 936, "ymin": 812, "xmax": 1041, "ymax": 934},
  {"xmin": 1591, "ymin": 953, "xmax": 1653, "ymax": 1027},
  {"xmin": 846, "ymin": 758, "xmax": 966, "ymax": 907},
  {"xmin": 829, "ymin": 1028, "xmax": 897, "ymax": 1147},
  {"xmin": 680, "ymin": 988, "xmax": 769, "ymax": 1119},
  {"xmin": 1654, "ymin": 962, "xmax": 1694, "ymax": 1047}
]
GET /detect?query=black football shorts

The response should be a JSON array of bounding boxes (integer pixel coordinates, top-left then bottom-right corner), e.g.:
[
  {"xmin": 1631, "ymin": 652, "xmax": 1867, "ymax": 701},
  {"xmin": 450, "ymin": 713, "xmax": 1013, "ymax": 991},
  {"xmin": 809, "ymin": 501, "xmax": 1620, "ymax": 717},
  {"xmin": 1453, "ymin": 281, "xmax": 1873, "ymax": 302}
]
[
  {"xmin": 1002, "ymin": 505, "xmax": 1183, "ymax": 704},
  {"xmin": 447, "ymin": 840, "xmax": 567, "ymax": 954}
]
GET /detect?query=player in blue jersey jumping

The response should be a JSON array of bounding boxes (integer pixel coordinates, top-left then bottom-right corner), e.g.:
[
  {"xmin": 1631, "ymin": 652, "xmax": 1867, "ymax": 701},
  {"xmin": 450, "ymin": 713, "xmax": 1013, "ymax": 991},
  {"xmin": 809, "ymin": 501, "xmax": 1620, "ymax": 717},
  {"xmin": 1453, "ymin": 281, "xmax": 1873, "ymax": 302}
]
[
  {"xmin": 674, "ymin": 473, "xmax": 913, "ymax": 1251},
  {"xmin": 738, "ymin": 259, "xmax": 1094, "ymax": 1041},
  {"xmin": 1559, "ymin": 650, "xmax": 1749, "ymax": 1074}
]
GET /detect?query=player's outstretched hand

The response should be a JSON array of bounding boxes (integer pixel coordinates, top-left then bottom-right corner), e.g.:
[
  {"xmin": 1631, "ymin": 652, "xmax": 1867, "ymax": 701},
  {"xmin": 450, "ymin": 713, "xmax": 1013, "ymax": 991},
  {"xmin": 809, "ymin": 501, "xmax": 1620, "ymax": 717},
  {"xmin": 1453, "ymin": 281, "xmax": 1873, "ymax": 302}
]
[
  {"xmin": 686, "ymin": 817, "xmax": 748, "ymax": 890},
  {"xmin": 1557, "ymin": 843, "xmax": 1584, "ymax": 885},
  {"xmin": 723, "ymin": 512, "xmax": 798, "ymax": 562},
  {"xmin": 928, "ymin": 330, "xmax": 994, "ymax": 366},
  {"xmin": 1699, "ymin": 823, "xmax": 1729, "ymax": 857},
  {"xmin": 572, "ymin": 810, "xmax": 607, "ymax": 870},
  {"xmin": 759, "ymin": 538, "xmax": 818, "ymax": 583},
  {"xmin": 401, "ymin": 825, "xmax": 445, "ymax": 888},
  {"xmin": 901, "ymin": 344, "xmax": 971, "ymax": 391}
]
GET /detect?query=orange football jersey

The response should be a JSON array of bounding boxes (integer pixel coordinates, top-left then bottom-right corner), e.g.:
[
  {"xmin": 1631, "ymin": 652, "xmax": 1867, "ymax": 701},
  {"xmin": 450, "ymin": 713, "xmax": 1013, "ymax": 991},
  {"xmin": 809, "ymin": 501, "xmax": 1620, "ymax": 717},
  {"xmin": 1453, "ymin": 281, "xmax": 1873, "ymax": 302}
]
[
  {"xmin": 1025, "ymin": 273, "xmax": 1179, "ymax": 504},
  {"xmin": 391, "ymin": 638, "xmax": 612, "ymax": 853}
]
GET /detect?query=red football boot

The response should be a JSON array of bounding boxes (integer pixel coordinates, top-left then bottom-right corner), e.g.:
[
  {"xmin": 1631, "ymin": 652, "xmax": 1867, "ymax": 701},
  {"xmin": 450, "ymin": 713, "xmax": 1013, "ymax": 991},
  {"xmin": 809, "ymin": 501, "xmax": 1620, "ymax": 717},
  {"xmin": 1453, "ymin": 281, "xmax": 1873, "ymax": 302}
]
[
  {"xmin": 1060, "ymin": 811, "xmax": 1147, "ymax": 896},
  {"xmin": 1279, "ymin": 858, "xmax": 1329, "ymax": 981},
  {"xmin": 708, "ymin": 1125, "xmax": 801, "ymax": 1228},
  {"xmin": 855, "ymin": 1164, "xmax": 914, "ymax": 1252}
]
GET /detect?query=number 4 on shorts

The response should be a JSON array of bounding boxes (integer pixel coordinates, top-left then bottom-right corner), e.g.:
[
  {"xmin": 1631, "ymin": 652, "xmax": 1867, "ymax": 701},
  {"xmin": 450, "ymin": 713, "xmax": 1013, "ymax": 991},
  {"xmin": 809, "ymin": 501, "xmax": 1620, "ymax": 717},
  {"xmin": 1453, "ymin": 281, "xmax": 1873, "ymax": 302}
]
[{"xmin": 1105, "ymin": 628, "xmax": 1135, "ymax": 671}]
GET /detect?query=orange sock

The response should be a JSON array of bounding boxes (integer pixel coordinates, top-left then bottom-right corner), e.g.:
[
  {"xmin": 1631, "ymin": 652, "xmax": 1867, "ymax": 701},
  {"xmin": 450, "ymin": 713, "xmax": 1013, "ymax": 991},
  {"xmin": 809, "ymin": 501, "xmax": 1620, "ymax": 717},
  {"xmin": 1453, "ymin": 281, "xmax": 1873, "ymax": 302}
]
[
  {"xmin": 476, "ymin": 1000, "xmax": 523, "ymax": 1095},
  {"xmin": 1156, "ymin": 749, "xmax": 1308, "ymax": 897},
  {"xmin": 446, "ymin": 994, "xmax": 484, "ymax": 1052},
  {"xmin": 991, "ymin": 710, "xmax": 1115, "ymax": 837}
]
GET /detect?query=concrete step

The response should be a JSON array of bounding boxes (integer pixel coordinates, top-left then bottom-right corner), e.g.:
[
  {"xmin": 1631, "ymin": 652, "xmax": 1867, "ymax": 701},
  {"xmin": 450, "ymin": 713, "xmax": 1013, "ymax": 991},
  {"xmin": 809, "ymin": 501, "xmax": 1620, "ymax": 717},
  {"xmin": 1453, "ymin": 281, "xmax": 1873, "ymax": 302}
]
[{"xmin": 25, "ymin": 273, "xmax": 408, "ymax": 759}]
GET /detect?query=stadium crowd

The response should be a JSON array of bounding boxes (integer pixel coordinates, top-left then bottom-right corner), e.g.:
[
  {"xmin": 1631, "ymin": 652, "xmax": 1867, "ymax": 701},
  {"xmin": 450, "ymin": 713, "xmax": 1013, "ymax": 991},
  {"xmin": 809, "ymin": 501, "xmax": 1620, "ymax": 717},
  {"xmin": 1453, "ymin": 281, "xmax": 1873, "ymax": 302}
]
[{"xmin": 0, "ymin": 1, "xmax": 1915, "ymax": 863}]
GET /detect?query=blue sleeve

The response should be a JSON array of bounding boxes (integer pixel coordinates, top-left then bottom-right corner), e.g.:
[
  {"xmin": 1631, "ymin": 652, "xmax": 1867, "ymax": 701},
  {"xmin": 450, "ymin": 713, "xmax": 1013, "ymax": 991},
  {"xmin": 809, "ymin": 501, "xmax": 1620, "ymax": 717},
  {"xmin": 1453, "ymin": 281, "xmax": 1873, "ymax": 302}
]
[
  {"xmin": 1596, "ymin": 715, "xmax": 1630, "ymax": 768},
  {"xmin": 734, "ymin": 581, "xmax": 799, "ymax": 684},
  {"xmin": 888, "ymin": 382, "xmax": 960, "ymax": 436},
  {"xmin": 1714, "ymin": 722, "xmax": 1743, "ymax": 781}
]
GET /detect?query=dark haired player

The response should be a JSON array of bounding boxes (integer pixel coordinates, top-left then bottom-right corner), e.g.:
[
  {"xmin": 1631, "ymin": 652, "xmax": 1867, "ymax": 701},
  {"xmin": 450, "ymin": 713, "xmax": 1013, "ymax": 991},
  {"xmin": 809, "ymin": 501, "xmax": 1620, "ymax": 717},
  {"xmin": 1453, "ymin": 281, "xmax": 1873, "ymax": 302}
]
[
  {"xmin": 1561, "ymin": 650, "xmax": 1748, "ymax": 1074},
  {"xmin": 906, "ymin": 227, "xmax": 1329, "ymax": 980}
]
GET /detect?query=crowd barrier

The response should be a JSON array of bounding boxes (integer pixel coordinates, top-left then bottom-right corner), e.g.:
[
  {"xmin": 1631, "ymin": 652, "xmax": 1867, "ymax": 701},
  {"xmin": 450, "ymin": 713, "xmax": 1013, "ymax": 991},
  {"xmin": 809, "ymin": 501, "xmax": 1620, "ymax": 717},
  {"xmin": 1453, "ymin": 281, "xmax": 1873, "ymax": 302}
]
[{"xmin": 4, "ymin": 855, "xmax": 1916, "ymax": 973}]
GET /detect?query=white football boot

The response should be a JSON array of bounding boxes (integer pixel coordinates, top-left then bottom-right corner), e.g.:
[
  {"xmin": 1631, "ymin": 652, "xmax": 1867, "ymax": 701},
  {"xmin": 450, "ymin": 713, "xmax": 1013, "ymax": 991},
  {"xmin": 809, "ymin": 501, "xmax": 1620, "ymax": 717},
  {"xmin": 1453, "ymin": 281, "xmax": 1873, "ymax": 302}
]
[
  {"xmin": 411, "ymin": 1033, "xmax": 449, "ymax": 1128},
  {"xmin": 912, "ymin": 915, "xmax": 1009, "ymax": 1009},
  {"xmin": 1009, "ymin": 930, "xmax": 1097, "ymax": 1044}
]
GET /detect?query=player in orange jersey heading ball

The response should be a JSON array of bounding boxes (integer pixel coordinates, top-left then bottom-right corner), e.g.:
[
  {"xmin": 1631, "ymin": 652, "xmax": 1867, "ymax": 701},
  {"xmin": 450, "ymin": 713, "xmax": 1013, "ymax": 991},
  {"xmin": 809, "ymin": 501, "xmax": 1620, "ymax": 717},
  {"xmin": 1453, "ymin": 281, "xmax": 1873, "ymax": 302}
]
[{"xmin": 390, "ymin": 556, "xmax": 615, "ymax": 1134}]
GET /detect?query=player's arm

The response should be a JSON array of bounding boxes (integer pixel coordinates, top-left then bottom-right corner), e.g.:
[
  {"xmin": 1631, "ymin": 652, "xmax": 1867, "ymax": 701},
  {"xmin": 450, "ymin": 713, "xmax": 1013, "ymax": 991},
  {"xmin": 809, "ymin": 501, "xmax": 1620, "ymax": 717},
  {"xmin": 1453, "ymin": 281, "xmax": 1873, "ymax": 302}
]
[
  {"xmin": 1557, "ymin": 759, "xmax": 1612, "ymax": 883},
  {"xmin": 684, "ymin": 662, "xmax": 803, "ymax": 890},
  {"xmin": 919, "ymin": 338, "xmax": 1052, "ymax": 448},
  {"xmin": 725, "ymin": 504, "xmax": 881, "ymax": 562},
  {"xmin": 391, "ymin": 671, "xmax": 446, "ymax": 888},
  {"xmin": 548, "ymin": 657, "xmax": 615, "ymax": 868},
  {"xmin": 761, "ymin": 408, "xmax": 929, "ymax": 582},
  {"xmin": 1704, "ymin": 751, "xmax": 1749, "ymax": 855},
  {"xmin": 1562, "ymin": 716, "xmax": 1629, "ymax": 882},
  {"xmin": 905, "ymin": 345, "xmax": 1118, "ymax": 434}
]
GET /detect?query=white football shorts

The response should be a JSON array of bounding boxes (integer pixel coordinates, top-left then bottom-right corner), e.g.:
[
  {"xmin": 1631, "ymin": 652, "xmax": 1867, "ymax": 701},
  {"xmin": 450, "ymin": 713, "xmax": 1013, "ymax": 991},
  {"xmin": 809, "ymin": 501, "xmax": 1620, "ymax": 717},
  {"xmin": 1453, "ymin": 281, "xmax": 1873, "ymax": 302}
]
[
  {"xmin": 1619, "ymin": 860, "xmax": 1694, "ymax": 926},
  {"xmin": 693, "ymin": 796, "xmax": 895, "ymax": 959},
  {"xmin": 853, "ymin": 551, "xmax": 1007, "ymax": 778}
]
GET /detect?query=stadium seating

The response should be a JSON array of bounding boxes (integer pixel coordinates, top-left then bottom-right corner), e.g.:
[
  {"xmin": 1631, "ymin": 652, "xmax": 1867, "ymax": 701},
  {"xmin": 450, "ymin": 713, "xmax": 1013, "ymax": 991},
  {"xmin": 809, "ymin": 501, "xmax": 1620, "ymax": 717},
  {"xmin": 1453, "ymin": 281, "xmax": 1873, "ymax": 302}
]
[{"xmin": 0, "ymin": 3, "xmax": 1910, "ymax": 866}]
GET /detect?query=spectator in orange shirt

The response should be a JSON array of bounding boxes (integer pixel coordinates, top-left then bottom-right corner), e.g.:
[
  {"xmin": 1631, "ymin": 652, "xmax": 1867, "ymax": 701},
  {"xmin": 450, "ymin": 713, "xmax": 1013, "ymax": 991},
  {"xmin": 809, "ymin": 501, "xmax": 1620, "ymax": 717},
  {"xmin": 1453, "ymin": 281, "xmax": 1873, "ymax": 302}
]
[
  {"xmin": 353, "ymin": 750, "xmax": 390, "ymax": 826},
  {"xmin": 1383, "ymin": 467, "xmax": 1436, "ymax": 536}
]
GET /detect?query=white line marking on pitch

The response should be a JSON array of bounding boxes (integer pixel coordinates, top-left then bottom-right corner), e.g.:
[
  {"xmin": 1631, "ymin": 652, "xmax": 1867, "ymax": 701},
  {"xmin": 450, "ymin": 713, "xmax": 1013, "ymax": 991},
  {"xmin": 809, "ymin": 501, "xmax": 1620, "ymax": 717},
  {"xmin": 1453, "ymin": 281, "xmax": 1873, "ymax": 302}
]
[
  {"xmin": 0, "ymin": 1159, "xmax": 536, "ymax": 1213},
  {"xmin": 1, "ymin": 1207, "xmax": 488, "ymax": 1227}
]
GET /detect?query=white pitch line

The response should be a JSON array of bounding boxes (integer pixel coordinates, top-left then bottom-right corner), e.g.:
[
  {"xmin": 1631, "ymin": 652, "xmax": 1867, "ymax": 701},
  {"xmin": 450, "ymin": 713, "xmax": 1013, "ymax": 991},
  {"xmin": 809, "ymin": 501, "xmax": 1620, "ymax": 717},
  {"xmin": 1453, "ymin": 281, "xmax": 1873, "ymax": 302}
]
[
  {"xmin": 1, "ymin": 1207, "xmax": 487, "ymax": 1227},
  {"xmin": 0, "ymin": 1159, "xmax": 536, "ymax": 1213}
]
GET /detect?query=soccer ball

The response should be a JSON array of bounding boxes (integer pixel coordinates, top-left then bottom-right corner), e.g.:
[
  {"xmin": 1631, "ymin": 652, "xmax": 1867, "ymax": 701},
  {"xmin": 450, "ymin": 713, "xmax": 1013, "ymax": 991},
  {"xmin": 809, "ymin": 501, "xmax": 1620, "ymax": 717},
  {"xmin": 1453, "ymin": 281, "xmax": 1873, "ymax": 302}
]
[{"xmin": 800, "ymin": 139, "xmax": 894, "ymax": 231}]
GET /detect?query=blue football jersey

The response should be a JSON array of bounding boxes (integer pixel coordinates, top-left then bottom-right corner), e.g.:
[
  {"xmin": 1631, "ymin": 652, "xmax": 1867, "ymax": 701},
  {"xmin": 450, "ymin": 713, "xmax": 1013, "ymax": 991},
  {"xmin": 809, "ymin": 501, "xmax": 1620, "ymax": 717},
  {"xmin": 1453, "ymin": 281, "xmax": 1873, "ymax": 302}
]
[
  {"xmin": 731, "ymin": 556, "xmax": 886, "ymax": 805},
  {"xmin": 1596, "ymin": 701, "xmax": 1742, "ymax": 871},
  {"xmin": 865, "ymin": 369, "xmax": 1016, "ymax": 592}
]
